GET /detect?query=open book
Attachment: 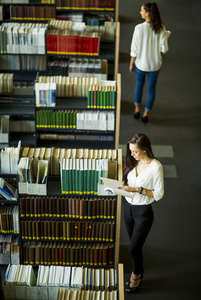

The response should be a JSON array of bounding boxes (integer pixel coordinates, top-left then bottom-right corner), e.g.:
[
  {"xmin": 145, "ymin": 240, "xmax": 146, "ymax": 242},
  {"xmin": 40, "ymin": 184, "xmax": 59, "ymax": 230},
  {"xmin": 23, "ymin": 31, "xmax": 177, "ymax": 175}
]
[{"xmin": 100, "ymin": 177, "xmax": 133, "ymax": 198}]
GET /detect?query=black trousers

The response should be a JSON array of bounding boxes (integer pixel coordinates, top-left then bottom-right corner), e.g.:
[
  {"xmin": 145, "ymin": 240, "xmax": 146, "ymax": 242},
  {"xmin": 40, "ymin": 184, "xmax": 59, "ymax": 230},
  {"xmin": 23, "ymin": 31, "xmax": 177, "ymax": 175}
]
[{"xmin": 123, "ymin": 198, "xmax": 154, "ymax": 275}]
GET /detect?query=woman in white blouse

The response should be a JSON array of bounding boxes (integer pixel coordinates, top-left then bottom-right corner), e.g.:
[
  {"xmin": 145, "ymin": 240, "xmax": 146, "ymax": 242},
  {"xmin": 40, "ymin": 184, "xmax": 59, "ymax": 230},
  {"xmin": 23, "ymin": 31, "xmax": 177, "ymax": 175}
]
[
  {"xmin": 120, "ymin": 133, "xmax": 164, "ymax": 292},
  {"xmin": 129, "ymin": 2, "xmax": 171, "ymax": 123}
]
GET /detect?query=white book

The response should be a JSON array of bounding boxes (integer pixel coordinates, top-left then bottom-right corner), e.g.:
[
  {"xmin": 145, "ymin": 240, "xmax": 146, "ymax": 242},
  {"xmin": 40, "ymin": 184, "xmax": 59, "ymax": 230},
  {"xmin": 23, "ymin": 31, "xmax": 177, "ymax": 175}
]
[{"xmin": 100, "ymin": 177, "xmax": 133, "ymax": 198}]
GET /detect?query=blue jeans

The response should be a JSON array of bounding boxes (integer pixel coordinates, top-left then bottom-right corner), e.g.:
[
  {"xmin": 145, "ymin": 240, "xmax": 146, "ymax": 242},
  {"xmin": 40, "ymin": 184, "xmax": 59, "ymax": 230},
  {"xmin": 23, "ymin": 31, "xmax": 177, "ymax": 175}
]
[{"xmin": 135, "ymin": 66, "xmax": 160, "ymax": 111}]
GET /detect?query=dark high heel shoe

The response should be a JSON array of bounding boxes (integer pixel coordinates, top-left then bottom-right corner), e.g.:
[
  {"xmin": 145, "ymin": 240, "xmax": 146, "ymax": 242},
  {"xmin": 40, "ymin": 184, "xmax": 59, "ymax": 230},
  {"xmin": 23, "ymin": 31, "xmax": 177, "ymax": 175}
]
[
  {"xmin": 141, "ymin": 116, "xmax": 148, "ymax": 123},
  {"xmin": 126, "ymin": 275, "xmax": 143, "ymax": 293},
  {"xmin": 133, "ymin": 112, "xmax": 141, "ymax": 119}
]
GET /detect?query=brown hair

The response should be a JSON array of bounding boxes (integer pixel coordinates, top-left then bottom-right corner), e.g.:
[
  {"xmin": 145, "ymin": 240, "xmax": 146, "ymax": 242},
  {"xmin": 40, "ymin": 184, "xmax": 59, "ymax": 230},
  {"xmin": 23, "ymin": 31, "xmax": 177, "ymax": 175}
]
[
  {"xmin": 123, "ymin": 133, "xmax": 155, "ymax": 183},
  {"xmin": 143, "ymin": 2, "xmax": 163, "ymax": 33}
]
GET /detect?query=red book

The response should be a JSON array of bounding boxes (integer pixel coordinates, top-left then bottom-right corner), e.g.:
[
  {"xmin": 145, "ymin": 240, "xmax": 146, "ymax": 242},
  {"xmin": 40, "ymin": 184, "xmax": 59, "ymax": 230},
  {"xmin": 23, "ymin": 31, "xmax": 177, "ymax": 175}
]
[
  {"xmin": 77, "ymin": 35, "xmax": 82, "ymax": 55},
  {"xmin": 60, "ymin": 34, "xmax": 66, "ymax": 55},
  {"xmin": 93, "ymin": 36, "xmax": 100, "ymax": 55},
  {"xmin": 106, "ymin": 0, "xmax": 115, "ymax": 10},
  {"xmin": 47, "ymin": 33, "xmax": 53, "ymax": 54},
  {"xmin": 89, "ymin": 36, "xmax": 93, "ymax": 55},
  {"xmin": 68, "ymin": 35, "xmax": 74, "ymax": 54},
  {"xmin": 57, "ymin": 34, "xmax": 61, "ymax": 55}
]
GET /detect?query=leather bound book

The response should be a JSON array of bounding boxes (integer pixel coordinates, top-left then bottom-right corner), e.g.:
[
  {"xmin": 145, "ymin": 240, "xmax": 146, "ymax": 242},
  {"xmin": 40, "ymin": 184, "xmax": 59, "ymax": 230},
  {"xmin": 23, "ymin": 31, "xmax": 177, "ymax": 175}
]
[
  {"xmin": 55, "ymin": 245, "xmax": 59, "ymax": 265},
  {"xmin": 93, "ymin": 244, "xmax": 99, "ymax": 266},
  {"xmin": 59, "ymin": 243, "xmax": 63, "ymax": 265},
  {"xmin": 60, "ymin": 197, "xmax": 64, "ymax": 217},
  {"xmin": 29, "ymin": 243, "xmax": 35, "ymax": 265},
  {"xmin": 110, "ymin": 222, "xmax": 115, "ymax": 242},
  {"xmin": 25, "ymin": 197, "xmax": 30, "ymax": 217},
  {"xmin": 53, "ymin": 197, "xmax": 57, "ymax": 217},
  {"xmin": 91, "ymin": 221, "xmax": 96, "ymax": 241},
  {"xmin": 99, "ymin": 222, "xmax": 103, "ymax": 241},
  {"xmin": 86, "ymin": 244, "xmax": 90, "ymax": 266},
  {"xmin": 88, "ymin": 221, "xmax": 92, "ymax": 241},
  {"xmin": 66, "ymin": 221, "xmax": 70, "ymax": 241},
  {"xmin": 95, "ymin": 222, "xmax": 99, "ymax": 241},
  {"xmin": 56, "ymin": 221, "xmax": 60, "ymax": 240},
  {"xmin": 38, "ymin": 197, "xmax": 41, "ymax": 217},
  {"xmin": 80, "ymin": 198, "xmax": 84, "ymax": 219},
  {"xmin": 108, "ymin": 243, "xmax": 114, "ymax": 265},
  {"xmin": 52, "ymin": 243, "xmax": 55, "ymax": 265},
  {"xmin": 106, "ymin": 0, "xmax": 115, "ymax": 10},
  {"xmin": 57, "ymin": 197, "xmax": 61, "ymax": 217},
  {"xmin": 89, "ymin": 244, "xmax": 94, "ymax": 266},
  {"xmin": 40, "ymin": 221, "xmax": 44, "ymax": 239},
  {"xmin": 63, "ymin": 243, "xmax": 66, "ymax": 265},
  {"xmin": 23, "ymin": 243, "xmax": 28, "ymax": 264},
  {"xmin": 107, "ymin": 199, "xmax": 111, "ymax": 219},
  {"xmin": 60, "ymin": 221, "xmax": 63, "ymax": 239},
  {"xmin": 71, "ymin": 198, "xmax": 76, "ymax": 218},
  {"xmin": 66, "ymin": 244, "xmax": 70, "ymax": 265},
  {"xmin": 24, "ymin": 221, "xmax": 28, "ymax": 240},
  {"xmin": 96, "ymin": 198, "xmax": 100, "ymax": 218},
  {"xmin": 36, "ymin": 220, "xmax": 40, "ymax": 240},
  {"xmin": 21, "ymin": 220, "xmax": 25, "ymax": 239},
  {"xmin": 98, "ymin": 245, "xmax": 103, "ymax": 266},
  {"xmin": 76, "ymin": 198, "xmax": 80, "ymax": 218},
  {"xmin": 20, "ymin": 197, "xmax": 25, "ymax": 217},
  {"xmin": 64, "ymin": 197, "xmax": 68, "ymax": 217},
  {"xmin": 71, "ymin": 221, "xmax": 75, "ymax": 241},
  {"xmin": 102, "ymin": 244, "xmax": 108, "ymax": 266},
  {"xmin": 28, "ymin": 220, "xmax": 32, "ymax": 239},
  {"xmin": 52, "ymin": 221, "xmax": 56, "ymax": 240},
  {"xmin": 82, "ymin": 244, "xmax": 86, "ymax": 265},
  {"xmin": 44, "ymin": 243, "xmax": 48, "ymax": 265},
  {"xmin": 88, "ymin": 200, "xmax": 92, "ymax": 219},
  {"xmin": 32, "ymin": 220, "xmax": 36, "ymax": 240},
  {"xmin": 49, "ymin": 197, "xmax": 53, "ymax": 217},
  {"xmin": 78, "ymin": 245, "xmax": 83, "ymax": 265},
  {"xmin": 103, "ymin": 199, "xmax": 107, "ymax": 219},
  {"xmin": 84, "ymin": 222, "xmax": 89, "ymax": 241},
  {"xmin": 35, "ymin": 242, "xmax": 41, "ymax": 265},
  {"xmin": 105, "ymin": 223, "xmax": 110, "ymax": 242},
  {"xmin": 45, "ymin": 197, "xmax": 49, "ymax": 217},
  {"xmin": 48, "ymin": 221, "xmax": 52, "ymax": 240},
  {"xmin": 92, "ymin": 199, "xmax": 97, "ymax": 219},
  {"xmin": 74, "ymin": 245, "xmax": 79, "ymax": 265},
  {"xmin": 81, "ymin": 221, "xmax": 85, "ymax": 241},
  {"xmin": 48, "ymin": 243, "xmax": 52, "ymax": 265},
  {"xmin": 111, "ymin": 198, "xmax": 115, "ymax": 219},
  {"xmin": 100, "ymin": 199, "xmax": 104, "ymax": 219},
  {"xmin": 70, "ymin": 244, "xmax": 75, "ymax": 265},
  {"xmin": 102, "ymin": 222, "xmax": 106, "ymax": 242},
  {"xmin": 77, "ymin": 221, "xmax": 81, "ymax": 241},
  {"xmin": 74, "ymin": 221, "xmax": 78, "ymax": 241},
  {"xmin": 63, "ymin": 221, "xmax": 67, "ymax": 240},
  {"xmin": 44, "ymin": 221, "xmax": 48, "ymax": 240},
  {"xmin": 83, "ymin": 199, "xmax": 88, "ymax": 219},
  {"xmin": 34, "ymin": 197, "xmax": 38, "ymax": 217},
  {"xmin": 68, "ymin": 198, "xmax": 72, "ymax": 218},
  {"xmin": 40, "ymin": 243, "xmax": 44, "ymax": 265},
  {"xmin": 30, "ymin": 197, "xmax": 34, "ymax": 217},
  {"xmin": 41, "ymin": 197, "xmax": 45, "ymax": 217}
]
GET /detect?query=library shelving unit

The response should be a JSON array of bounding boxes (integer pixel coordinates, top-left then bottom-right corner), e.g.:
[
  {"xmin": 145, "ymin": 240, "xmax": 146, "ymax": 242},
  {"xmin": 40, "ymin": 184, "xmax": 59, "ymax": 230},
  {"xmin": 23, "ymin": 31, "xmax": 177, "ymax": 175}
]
[
  {"xmin": 0, "ymin": 85, "xmax": 36, "ymax": 147},
  {"xmin": 17, "ymin": 148, "xmax": 122, "ymax": 269},
  {"xmin": 0, "ymin": 173, "xmax": 21, "ymax": 265},
  {"xmin": 35, "ymin": 73, "xmax": 121, "ymax": 149}
]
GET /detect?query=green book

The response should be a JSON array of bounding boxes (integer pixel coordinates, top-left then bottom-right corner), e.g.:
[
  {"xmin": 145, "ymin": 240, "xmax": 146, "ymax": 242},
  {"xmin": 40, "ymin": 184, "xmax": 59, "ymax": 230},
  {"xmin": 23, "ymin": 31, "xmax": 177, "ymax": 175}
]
[
  {"xmin": 55, "ymin": 111, "xmax": 59, "ymax": 128},
  {"xmin": 62, "ymin": 111, "xmax": 66, "ymax": 128},
  {"xmin": 69, "ymin": 112, "xmax": 73, "ymax": 129},
  {"xmin": 99, "ymin": 86, "xmax": 103, "ymax": 109},
  {"xmin": 86, "ymin": 159, "xmax": 92, "ymax": 195},
  {"xmin": 66, "ymin": 112, "xmax": 69, "ymax": 128},
  {"xmin": 102, "ymin": 87, "xmax": 106, "ymax": 109},
  {"xmin": 72, "ymin": 112, "xmax": 76, "ymax": 129},
  {"xmin": 87, "ymin": 90, "xmax": 91, "ymax": 108},
  {"xmin": 78, "ymin": 159, "xmax": 84, "ymax": 195},
  {"xmin": 111, "ymin": 87, "xmax": 116, "ymax": 109},
  {"xmin": 47, "ymin": 110, "xmax": 51, "ymax": 128},
  {"xmin": 91, "ymin": 159, "xmax": 96, "ymax": 195},
  {"xmin": 58, "ymin": 111, "xmax": 62, "ymax": 128},
  {"xmin": 97, "ymin": 89, "xmax": 100, "ymax": 109},
  {"xmin": 106, "ymin": 89, "xmax": 110, "ymax": 109},
  {"xmin": 72, "ymin": 158, "xmax": 76, "ymax": 194},
  {"xmin": 36, "ymin": 111, "xmax": 40, "ymax": 128},
  {"xmin": 83, "ymin": 158, "xmax": 88, "ymax": 195}
]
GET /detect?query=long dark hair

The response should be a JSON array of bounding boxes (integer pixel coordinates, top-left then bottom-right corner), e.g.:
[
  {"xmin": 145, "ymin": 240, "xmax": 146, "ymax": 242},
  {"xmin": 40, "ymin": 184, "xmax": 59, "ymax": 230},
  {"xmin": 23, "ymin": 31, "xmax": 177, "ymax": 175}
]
[
  {"xmin": 123, "ymin": 133, "xmax": 155, "ymax": 184},
  {"xmin": 143, "ymin": 2, "xmax": 163, "ymax": 33}
]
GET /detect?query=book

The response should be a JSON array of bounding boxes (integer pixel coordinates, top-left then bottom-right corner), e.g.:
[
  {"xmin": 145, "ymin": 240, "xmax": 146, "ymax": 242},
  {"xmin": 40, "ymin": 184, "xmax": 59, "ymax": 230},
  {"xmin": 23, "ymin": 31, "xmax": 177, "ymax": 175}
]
[{"xmin": 100, "ymin": 177, "xmax": 133, "ymax": 198}]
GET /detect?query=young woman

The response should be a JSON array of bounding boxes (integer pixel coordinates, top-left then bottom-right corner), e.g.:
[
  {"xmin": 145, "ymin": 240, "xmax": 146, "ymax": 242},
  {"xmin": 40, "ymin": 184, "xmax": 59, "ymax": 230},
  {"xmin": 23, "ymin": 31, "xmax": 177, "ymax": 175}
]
[
  {"xmin": 119, "ymin": 133, "xmax": 164, "ymax": 292},
  {"xmin": 130, "ymin": 2, "xmax": 171, "ymax": 123}
]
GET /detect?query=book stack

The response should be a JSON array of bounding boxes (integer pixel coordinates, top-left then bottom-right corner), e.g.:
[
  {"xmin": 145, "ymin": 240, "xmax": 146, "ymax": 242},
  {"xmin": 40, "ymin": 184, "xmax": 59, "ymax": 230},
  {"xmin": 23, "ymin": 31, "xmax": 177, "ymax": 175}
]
[
  {"xmin": 36, "ymin": 75, "xmax": 99, "ymax": 98},
  {"xmin": 20, "ymin": 219, "xmax": 115, "ymax": 242},
  {"xmin": 87, "ymin": 83, "xmax": 116, "ymax": 109},
  {"xmin": 76, "ymin": 111, "xmax": 115, "ymax": 131},
  {"xmin": 20, "ymin": 196, "xmax": 116, "ymax": 220},
  {"xmin": 0, "ymin": 235, "xmax": 20, "ymax": 264},
  {"xmin": 60, "ymin": 157, "xmax": 108, "ymax": 195},
  {"xmin": 22, "ymin": 241, "xmax": 114, "ymax": 266},
  {"xmin": 36, "ymin": 110, "xmax": 76, "ymax": 129},
  {"xmin": 0, "ymin": 73, "xmax": 13, "ymax": 93},
  {"xmin": 11, "ymin": 6, "xmax": 56, "ymax": 21},
  {"xmin": 35, "ymin": 82, "xmax": 56, "ymax": 107},
  {"xmin": 56, "ymin": 0, "xmax": 115, "ymax": 11},
  {"xmin": 0, "ymin": 23, "xmax": 47, "ymax": 54},
  {"xmin": 0, "ymin": 205, "xmax": 19, "ymax": 233}
]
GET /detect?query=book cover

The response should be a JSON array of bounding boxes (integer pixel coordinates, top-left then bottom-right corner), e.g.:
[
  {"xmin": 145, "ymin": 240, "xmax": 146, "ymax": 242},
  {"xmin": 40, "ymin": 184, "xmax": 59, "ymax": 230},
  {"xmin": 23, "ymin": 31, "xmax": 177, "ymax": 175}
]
[{"xmin": 100, "ymin": 177, "xmax": 133, "ymax": 198}]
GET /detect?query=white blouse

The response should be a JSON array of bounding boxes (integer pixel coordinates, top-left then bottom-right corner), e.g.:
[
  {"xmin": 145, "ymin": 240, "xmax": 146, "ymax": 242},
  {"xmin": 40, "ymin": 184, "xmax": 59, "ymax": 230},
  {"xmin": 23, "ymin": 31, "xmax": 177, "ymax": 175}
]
[
  {"xmin": 130, "ymin": 22, "xmax": 171, "ymax": 71},
  {"xmin": 125, "ymin": 159, "xmax": 164, "ymax": 205}
]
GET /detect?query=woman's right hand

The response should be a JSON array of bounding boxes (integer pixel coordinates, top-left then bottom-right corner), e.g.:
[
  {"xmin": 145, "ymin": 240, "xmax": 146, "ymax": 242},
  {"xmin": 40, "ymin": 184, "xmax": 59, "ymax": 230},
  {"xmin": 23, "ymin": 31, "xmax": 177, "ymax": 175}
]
[{"xmin": 129, "ymin": 64, "xmax": 135, "ymax": 73}]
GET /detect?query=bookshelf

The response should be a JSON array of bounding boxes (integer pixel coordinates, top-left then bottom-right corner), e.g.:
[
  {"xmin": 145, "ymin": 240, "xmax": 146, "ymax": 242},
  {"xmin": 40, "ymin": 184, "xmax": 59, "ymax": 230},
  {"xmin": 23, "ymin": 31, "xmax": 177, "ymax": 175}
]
[
  {"xmin": 0, "ymin": 173, "xmax": 21, "ymax": 265},
  {"xmin": 17, "ymin": 148, "xmax": 122, "ymax": 269},
  {"xmin": 34, "ymin": 73, "xmax": 121, "ymax": 149}
]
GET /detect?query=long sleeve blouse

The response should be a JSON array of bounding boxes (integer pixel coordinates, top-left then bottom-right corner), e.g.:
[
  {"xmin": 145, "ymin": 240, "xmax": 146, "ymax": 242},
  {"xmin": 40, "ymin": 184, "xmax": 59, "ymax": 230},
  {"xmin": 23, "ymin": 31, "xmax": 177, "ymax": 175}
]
[
  {"xmin": 125, "ymin": 159, "xmax": 164, "ymax": 205},
  {"xmin": 130, "ymin": 22, "xmax": 171, "ymax": 72}
]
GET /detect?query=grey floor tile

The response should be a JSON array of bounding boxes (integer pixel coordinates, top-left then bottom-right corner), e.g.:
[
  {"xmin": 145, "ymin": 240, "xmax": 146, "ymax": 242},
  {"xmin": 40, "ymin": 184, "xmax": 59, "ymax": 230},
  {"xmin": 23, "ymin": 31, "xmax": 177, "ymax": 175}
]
[
  {"xmin": 152, "ymin": 145, "xmax": 174, "ymax": 158},
  {"xmin": 163, "ymin": 165, "xmax": 177, "ymax": 178}
]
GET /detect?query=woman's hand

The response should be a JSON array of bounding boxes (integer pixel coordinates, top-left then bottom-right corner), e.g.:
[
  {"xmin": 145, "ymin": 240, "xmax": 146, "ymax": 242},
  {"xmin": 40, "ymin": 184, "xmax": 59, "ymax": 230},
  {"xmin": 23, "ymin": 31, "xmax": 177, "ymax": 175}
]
[
  {"xmin": 129, "ymin": 64, "xmax": 135, "ymax": 73},
  {"xmin": 118, "ymin": 185, "xmax": 137, "ymax": 192}
]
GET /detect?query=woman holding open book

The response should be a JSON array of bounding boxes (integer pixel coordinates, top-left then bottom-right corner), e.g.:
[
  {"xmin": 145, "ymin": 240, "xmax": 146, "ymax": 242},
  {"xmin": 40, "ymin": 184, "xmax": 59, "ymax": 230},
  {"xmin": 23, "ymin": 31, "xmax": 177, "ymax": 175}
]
[{"xmin": 120, "ymin": 133, "xmax": 164, "ymax": 292}]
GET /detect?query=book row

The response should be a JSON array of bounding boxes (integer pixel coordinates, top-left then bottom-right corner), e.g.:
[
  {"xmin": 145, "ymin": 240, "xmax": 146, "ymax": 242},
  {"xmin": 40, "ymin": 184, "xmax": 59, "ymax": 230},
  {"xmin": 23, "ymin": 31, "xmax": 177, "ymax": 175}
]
[
  {"xmin": 22, "ymin": 241, "xmax": 114, "ymax": 266},
  {"xmin": 10, "ymin": 5, "xmax": 56, "ymax": 21},
  {"xmin": 46, "ymin": 30, "xmax": 100, "ymax": 56},
  {"xmin": 21, "ymin": 220, "xmax": 115, "ymax": 242},
  {"xmin": 36, "ymin": 76, "xmax": 115, "ymax": 99},
  {"xmin": 87, "ymin": 86, "xmax": 116, "ymax": 109},
  {"xmin": 57, "ymin": 290, "xmax": 117, "ymax": 300},
  {"xmin": 0, "ymin": 141, "xmax": 21, "ymax": 174},
  {"xmin": 20, "ymin": 197, "xmax": 116, "ymax": 220},
  {"xmin": 0, "ymin": 54, "xmax": 46, "ymax": 71},
  {"xmin": 56, "ymin": 0, "xmax": 115, "ymax": 10},
  {"xmin": 5, "ymin": 264, "xmax": 117, "ymax": 291},
  {"xmin": 36, "ymin": 111, "xmax": 115, "ymax": 131},
  {"xmin": 0, "ymin": 235, "xmax": 19, "ymax": 256},
  {"xmin": 0, "ymin": 73, "xmax": 13, "ymax": 93},
  {"xmin": 60, "ymin": 158, "xmax": 108, "ymax": 195},
  {"xmin": 0, "ymin": 1, "xmax": 54, "ymax": 3},
  {"xmin": 0, "ymin": 206, "xmax": 19, "ymax": 233},
  {"xmin": 0, "ymin": 23, "xmax": 47, "ymax": 54}
]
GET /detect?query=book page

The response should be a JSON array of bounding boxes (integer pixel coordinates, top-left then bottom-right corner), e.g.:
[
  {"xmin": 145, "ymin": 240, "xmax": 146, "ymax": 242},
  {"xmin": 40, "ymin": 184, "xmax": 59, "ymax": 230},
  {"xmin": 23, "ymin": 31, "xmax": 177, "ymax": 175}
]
[{"xmin": 100, "ymin": 177, "xmax": 133, "ymax": 198}]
